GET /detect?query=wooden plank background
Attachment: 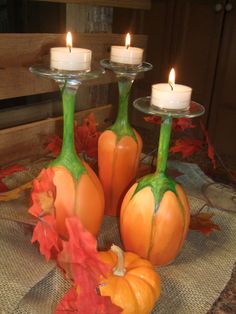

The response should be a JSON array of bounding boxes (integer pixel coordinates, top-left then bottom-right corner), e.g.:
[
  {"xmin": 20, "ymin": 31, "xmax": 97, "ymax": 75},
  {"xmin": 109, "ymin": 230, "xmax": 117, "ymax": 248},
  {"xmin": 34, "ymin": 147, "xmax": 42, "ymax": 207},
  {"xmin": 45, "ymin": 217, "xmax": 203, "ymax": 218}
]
[
  {"xmin": 31, "ymin": 0, "xmax": 151, "ymax": 10},
  {"xmin": 0, "ymin": 33, "xmax": 147, "ymax": 100},
  {"xmin": 0, "ymin": 104, "xmax": 113, "ymax": 165}
]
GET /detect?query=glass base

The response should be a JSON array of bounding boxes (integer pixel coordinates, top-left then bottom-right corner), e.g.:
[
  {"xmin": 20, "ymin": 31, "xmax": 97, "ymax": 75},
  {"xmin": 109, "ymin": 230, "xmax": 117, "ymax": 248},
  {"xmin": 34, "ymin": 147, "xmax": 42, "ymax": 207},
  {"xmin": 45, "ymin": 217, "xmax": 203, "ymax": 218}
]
[
  {"xmin": 133, "ymin": 96, "xmax": 205, "ymax": 118},
  {"xmin": 29, "ymin": 64, "xmax": 105, "ymax": 83},
  {"xmin": 100, "ymin": 59, "xmax": 153, "ymax": 75}
]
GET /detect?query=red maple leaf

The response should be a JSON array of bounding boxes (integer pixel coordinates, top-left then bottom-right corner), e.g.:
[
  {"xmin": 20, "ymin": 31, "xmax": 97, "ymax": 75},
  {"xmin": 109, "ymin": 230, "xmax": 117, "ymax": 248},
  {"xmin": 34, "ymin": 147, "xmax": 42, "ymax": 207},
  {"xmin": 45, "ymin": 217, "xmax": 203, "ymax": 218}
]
[
  {"xmin": 55, "ymin": 286, "xmax": 121, "ymax": 314},
  {"xmin": 32, "ymin": 215, "xmax": 60, "ymax": 261},
  {"xmin": 29, "ymin": 168, "xmax": 56, "ymax": 218},
  {"xmin": 74, "ymin": 113, "xmax": 101, "ymax": 159},
  {"xmin": 0, "ymin": 164, "xmax": 26, "ymax": 192},
  {"xmin": 46, "ymin": 135, "xmax": 62, "ymax": 157},
  {"xmin": 200, "ymin": 120, "xmax": 216, "ymax": 169},
  {"xmin": 46, "ymin": 113, "xmax": 101, "ymax": 159},
  {"xmin": 190, "ymin": 212, "xmax": 221, "ymax": 236},
  {"xmin": 144, "ymin": 115, "xmax": 162, "ymax": 125},
  {"xmin": 172, "ymin": 118, "xmax": 196, "ymax": 132},
  {"xmin": 28, "ymin": 168, "xmax": 60, "ymax": 261},
  {"xmin": 169, "ymin": 138, "xmax": 202, "ymax": 158},
  {"xmin": 57, "ymin": 217, "xmax": 121, "ymax": 314}
]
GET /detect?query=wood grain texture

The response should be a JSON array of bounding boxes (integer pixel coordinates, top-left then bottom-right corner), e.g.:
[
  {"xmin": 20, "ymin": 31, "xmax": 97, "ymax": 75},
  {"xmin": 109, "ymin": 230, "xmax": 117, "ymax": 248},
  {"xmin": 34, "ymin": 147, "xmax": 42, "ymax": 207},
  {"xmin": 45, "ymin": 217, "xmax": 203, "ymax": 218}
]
[
  {"xmin": 0, "ymin": 104, "xmax": 113, "ymax": 166},
  {"xmin": 31, "ymin": 0, "xmax": 151, "ymax": 10},
  {"xmin": 0, "ymin": 33, "xmax": 147, "ymax": 99}
]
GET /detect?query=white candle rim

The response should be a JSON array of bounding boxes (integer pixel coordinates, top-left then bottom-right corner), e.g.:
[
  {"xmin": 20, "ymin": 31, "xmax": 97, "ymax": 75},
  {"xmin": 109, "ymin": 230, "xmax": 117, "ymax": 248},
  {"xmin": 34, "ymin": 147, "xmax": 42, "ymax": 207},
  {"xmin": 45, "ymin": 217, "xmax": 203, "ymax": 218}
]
[
  {"xmin": 152, "ymin": 83, "xmax": 192, "ymax": 93},
  {"xmin": 51, "ymin": 47, "xmax": 91, "ymax": 53},
  {"xmin": 111, "ymin": 45, "xmax": 143, "ymax": 51}
]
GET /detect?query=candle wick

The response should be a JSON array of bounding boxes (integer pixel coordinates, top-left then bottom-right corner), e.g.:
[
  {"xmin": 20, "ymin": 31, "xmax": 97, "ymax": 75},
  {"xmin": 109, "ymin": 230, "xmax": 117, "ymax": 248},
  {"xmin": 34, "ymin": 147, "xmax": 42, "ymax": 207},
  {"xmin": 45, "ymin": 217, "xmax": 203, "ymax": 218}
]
[
  {"xmin": 169, "ymin": 82, "xmax": 174, "ymax": 91},
  {"xmin": 69, "ymin": 46, "xmax": 71, "ymax": 53},
  {"xmin": 126, "ymin": 44, "xmax": 130, "ymax": 50}
]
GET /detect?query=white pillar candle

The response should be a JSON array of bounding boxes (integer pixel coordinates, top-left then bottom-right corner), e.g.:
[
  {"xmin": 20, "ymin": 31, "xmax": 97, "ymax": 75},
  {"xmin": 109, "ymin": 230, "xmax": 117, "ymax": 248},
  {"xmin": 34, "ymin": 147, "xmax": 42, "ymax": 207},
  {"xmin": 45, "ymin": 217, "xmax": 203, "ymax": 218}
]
[
  {"xmin": 151, "ymin": 69, "xmax": 192, "ymax": 110},
  {"xmin": 50, "ymin": 32, "xmax": 92, "ymax": 71},
  {"xmin": 110, "ymin": 33, "xmax": 143, "ymax": 65}
]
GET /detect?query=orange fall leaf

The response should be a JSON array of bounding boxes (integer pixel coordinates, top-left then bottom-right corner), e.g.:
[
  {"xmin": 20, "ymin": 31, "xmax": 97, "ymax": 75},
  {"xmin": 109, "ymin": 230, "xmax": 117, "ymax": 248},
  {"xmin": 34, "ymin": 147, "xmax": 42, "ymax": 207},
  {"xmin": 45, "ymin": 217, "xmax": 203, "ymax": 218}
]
[
  {"xmin": 169, "ymin": 138, "xmax": 202, "ymax": 158},
  {"xmin": 190, "ymin": 212, "xmax": 221, "ymax": 236}
]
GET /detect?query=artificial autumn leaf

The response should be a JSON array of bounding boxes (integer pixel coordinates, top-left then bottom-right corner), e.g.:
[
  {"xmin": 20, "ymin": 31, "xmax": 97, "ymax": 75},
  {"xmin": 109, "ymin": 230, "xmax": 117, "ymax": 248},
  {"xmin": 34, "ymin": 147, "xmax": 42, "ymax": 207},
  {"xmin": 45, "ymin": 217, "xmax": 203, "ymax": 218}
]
[
  {"xmin": 0, "ymin": 181, "xmax": 8, "ymax": 192},
  {"xmin": 55, "ymin": 286, "xmax": 121, "ymax": 314},
  {"xmin": 200, "ymin": 120, "xmax": 216, "ymax": 169},
  {"xmin": 172, "ymin": 118, "xmax": 196, "ymax": 132},
  {"xmin": 74, "ymin": 113, "xmax": 101, "ymax": 158},
  {"xmin": 55, "ymin": 287, "xmax": 79, "ymax": 314},
  {"xmin": 57, "ymin": 217, "xmax": 121, "ymax": 314},
  {"xmin": 0, "ymin": 164, "xmax": 26, "ymax": 192},
  {"xmin": 144, "ymin": 116, "xmax": 195, "ymax": 132},
  {"xmin": 29, "ymin": 168, "xmax": 56, "ymax": 218},
  {"xmin": 144, "ymin": 115, "xmax": 162, "ymax": 125},
  {"xmin": 46, "ymin": 135, "xmax": 62, "ymax": 157},
  {"xmin": 169, "ymin": 138, "xmax": 202, "ymax": 158},
  {"xmin": 190, "ymin": 212, "xmax": 221, "ymax": 236},
  {"xmin": 28, "ymin": 168, "xmax": 59, "ymax": 261},
  {"xmin": 46, "ymin": 113, "xmax": 101, "ymax": 159},
  {"xmin": 0, "ymin": 181, "xmax": 32, "ymax": 202},
  {"xmin": 31, "ymin": 215, "xmax": 60, "ymax": 261}
]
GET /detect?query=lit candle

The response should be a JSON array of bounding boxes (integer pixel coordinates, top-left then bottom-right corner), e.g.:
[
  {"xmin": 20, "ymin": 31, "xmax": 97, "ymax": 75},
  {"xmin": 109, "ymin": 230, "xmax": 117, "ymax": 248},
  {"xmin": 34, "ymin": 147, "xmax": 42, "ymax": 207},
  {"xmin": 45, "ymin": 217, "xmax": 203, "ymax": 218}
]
[
  {"xmin": 50, "ymin": 32, "xmax": 92, "ymax": 71},
  {"xmin": 110, "ymin": 33, "xmax": 143, "ymax": 65},
  {"xmin": 151, "ymin": 68, "xmax": 192, "ymax": 110}
]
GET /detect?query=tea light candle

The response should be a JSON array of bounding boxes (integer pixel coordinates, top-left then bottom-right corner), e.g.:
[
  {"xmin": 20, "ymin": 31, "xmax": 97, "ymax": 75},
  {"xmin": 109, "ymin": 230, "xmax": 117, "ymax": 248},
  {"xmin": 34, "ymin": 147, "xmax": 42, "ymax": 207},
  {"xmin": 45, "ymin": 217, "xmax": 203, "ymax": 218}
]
[
  {"xmin": 151, "ymin": 68, "xmax": 192, "ymax": 110},
  {"xmin": 50, "ymin": 32, "xmax": 92, "ymax": 71},
  {"xmin": 110, "ymin": 33, "xmax": 143, "ymax": 65}
]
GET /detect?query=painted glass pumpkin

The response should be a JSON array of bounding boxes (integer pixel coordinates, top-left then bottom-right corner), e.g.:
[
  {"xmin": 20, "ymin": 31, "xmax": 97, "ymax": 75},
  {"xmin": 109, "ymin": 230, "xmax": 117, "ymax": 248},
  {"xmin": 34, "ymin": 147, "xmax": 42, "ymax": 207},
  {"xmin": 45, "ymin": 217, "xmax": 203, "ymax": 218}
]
[
  {"xmin": 120, "ymin": 116, "xmax": 190, "ymax": 266},
  {"xmin": 29, "ymin": 87, "xmax": 104, "ymax": 239},
  {"xmin": 98, "ymin": 78, "xmax": 142, "ymax": 216},
  {"xmin": 120, "ymin": 174, "xmax": 190, "ymax": 266}
]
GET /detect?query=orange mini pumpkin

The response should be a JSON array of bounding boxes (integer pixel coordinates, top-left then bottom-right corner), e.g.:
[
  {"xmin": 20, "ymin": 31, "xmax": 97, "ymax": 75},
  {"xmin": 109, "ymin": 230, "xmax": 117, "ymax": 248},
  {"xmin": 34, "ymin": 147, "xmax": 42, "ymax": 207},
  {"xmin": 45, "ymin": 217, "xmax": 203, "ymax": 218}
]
[{"xmin": 99, "ymin": 245, "xmax": 161, "ymax": 314}]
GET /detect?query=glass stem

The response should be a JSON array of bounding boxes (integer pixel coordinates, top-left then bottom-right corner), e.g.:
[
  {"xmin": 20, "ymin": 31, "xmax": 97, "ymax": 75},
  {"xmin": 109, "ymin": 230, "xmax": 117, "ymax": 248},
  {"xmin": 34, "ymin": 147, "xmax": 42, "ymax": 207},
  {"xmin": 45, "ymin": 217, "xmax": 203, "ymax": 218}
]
[
  {"xmin": 49, "ymin": 83, "xmax": 85, "ymax": 179},
  {"xmin": 60, "ymin": 88, "xmax": 77, "ymax": 158},
  {"xmin": 155, "ymin": 116, "xmax": 172, "ymax": 175},
  {"xmin": 111, "ymin": 75, "xmax": 136, "ymax": 140}
]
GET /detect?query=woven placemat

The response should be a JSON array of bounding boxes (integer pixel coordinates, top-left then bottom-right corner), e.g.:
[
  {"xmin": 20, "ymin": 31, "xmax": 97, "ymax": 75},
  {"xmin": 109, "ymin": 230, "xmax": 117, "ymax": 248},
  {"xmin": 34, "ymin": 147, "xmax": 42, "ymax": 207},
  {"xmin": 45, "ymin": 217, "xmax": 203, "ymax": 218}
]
[{"xmin": 0, "ymin": 160, "xmax": 235, "ymax": 313}]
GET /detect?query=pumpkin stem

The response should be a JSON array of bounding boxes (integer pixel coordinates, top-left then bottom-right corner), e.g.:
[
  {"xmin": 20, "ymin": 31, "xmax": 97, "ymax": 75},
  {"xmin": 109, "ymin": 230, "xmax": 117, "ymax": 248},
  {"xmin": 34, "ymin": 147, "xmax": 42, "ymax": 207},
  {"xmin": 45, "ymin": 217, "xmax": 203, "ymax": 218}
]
[{"xmin": 111, "ymin": 244, "xmax": 126, "ymax": 276}]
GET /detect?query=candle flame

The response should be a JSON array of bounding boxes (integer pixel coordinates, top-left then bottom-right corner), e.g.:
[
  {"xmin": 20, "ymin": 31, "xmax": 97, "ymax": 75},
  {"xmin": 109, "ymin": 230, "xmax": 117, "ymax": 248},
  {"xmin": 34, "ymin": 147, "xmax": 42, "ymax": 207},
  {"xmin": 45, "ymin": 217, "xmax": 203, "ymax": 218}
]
[
  {"xmin": 168, "ymin": 68, "xmax": 175, "ymax": 90},
  {"xmin": 125, "ymin": 33, "xmax": 131, "ymax": 49},
  {"xmin": 66, "ymin": 31, "xmax": 72, "ymax": 52}
]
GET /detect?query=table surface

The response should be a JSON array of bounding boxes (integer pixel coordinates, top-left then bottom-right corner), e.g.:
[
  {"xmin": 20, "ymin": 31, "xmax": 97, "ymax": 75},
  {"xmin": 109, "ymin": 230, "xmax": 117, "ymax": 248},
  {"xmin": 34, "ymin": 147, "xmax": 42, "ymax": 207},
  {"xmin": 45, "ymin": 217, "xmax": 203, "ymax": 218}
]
[{"xmin": 0, "ymin": 157, "xmax": 235, "ymax": 314}]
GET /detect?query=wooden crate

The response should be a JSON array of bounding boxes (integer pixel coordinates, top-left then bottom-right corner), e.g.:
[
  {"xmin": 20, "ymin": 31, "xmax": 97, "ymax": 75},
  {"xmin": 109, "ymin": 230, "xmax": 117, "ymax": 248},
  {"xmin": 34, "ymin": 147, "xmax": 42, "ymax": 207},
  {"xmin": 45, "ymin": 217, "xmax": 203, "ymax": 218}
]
[{"xmin": 0, "ymin": 1, "xmax": 149, "ymax": 166}]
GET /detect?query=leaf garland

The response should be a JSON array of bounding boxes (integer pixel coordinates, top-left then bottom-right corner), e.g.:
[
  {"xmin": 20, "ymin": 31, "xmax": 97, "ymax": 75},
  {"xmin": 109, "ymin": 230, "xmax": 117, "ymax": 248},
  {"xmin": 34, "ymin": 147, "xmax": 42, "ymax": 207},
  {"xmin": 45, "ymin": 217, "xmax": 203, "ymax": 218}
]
[{"xmin": 28, "ymin": 168, "xmax": 121, "ymax": 313}]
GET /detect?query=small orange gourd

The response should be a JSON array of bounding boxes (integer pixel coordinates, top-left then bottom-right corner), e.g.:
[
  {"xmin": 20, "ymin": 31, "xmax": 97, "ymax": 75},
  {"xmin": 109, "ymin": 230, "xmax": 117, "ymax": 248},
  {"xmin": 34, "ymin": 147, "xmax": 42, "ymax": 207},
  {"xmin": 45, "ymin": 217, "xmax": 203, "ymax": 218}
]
[{"xmin": 99, "ymin": 245, "xmax": 161, "ymax": 314}]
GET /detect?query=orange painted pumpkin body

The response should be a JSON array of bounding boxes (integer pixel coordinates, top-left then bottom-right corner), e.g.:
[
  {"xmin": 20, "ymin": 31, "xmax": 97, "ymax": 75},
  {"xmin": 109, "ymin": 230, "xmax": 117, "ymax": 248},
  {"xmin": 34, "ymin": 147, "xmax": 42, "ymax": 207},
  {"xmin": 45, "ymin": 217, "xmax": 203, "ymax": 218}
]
[
  {"xmin": 98, "ymin": 129, "xmax": 142, "ymax": 216},
  {"xmin": 120, "ymin": 177, "xmax": 190, "ymax": 266},
  {"xmin": 99, "ymin": 248, "xmax": 160, "ymax": 314},
  {"xmin": 52, "ymin": 161, "xmax": 104, "ymax": 238}
]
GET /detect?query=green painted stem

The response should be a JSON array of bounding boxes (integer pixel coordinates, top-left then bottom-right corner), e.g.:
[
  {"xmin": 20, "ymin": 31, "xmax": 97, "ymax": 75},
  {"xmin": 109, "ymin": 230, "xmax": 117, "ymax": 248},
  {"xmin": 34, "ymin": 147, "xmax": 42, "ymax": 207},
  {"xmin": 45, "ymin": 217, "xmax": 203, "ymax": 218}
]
[
  {"xmin": 110, "ymin": 76, "xmax": 136, "ymax": 140},
  {"xmin": 49, "ymin": 84, "xmax": 85, "ymax": 179},
  {"xmin": 134, "ymin": 115, "xmax": 175, "ymax": 211},
  {"xmin": 155, "ymin": 116, "xmax": 172, "ymax": 175}
]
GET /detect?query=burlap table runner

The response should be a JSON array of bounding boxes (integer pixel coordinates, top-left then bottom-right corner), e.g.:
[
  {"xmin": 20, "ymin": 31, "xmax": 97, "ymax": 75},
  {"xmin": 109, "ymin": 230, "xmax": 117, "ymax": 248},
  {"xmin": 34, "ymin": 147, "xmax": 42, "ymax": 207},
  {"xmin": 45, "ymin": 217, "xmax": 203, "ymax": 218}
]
[{"xmin": 0, "ymin": 160, "xmax": 235, "ymax": 313}]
